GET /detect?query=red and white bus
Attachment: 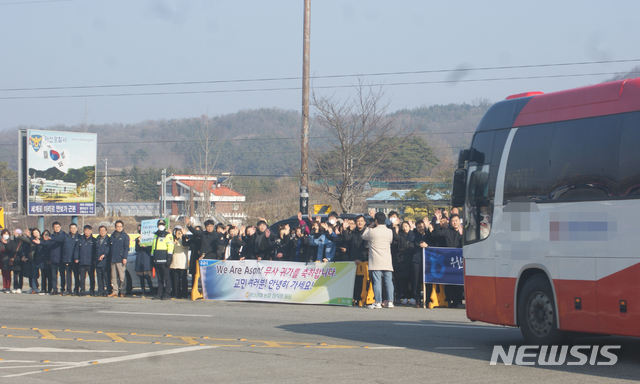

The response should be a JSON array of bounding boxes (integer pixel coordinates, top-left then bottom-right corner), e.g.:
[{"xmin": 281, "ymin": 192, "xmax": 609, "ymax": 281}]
[{"xmin": 451, "ymin": 78, "xmax": 640, "ymax": 344}]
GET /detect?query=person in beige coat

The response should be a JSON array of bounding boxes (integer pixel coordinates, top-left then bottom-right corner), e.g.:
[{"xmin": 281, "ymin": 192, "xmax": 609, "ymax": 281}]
[
  {"xmin": 170, "ymin": 227, "xmax": 189, "ymax": 299},
  {"xmin": 361, "ymin": 212, "xmax": 395, "ymax": 309}
]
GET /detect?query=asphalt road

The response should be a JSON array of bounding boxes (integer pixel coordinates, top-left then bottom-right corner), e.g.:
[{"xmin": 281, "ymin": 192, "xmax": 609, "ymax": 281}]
[{"xmin": 0, "ymin": 294, "xmax": 638, "ymax": 383}]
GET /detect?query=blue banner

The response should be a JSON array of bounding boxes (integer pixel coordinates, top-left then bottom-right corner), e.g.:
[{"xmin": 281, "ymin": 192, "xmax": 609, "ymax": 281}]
[{"xmin": 423, "ymin": 247, "xmax": 464, "ymax": 286}]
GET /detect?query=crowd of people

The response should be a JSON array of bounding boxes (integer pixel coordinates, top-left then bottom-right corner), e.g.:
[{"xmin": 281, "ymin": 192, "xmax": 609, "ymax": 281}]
[{"xmin": 0, "ymin": 207, "xmax": 463, "ymax": 308}]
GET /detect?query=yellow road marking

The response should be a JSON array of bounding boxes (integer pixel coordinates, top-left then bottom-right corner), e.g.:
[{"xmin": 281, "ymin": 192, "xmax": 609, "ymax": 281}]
[
  {"xmin": 178, "ymin": 337, "xmax": 199, "ymax": 345},
  {"xmin": 0, "ymin": 326, "xmax": 362, "ymax": 349},
  {"xmin": 104, "ymin": 333, "xmax": 126, "ymax": 342}
]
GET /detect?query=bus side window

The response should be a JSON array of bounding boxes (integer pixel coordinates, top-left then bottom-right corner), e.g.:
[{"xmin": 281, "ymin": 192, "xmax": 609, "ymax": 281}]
[
  {"xmin": 504, "ymin": 124, "xmax": 554, "ymax": 202},
  {"xmin": 619, "ymin": 112, "xmax": 640, "ymax": 197}
]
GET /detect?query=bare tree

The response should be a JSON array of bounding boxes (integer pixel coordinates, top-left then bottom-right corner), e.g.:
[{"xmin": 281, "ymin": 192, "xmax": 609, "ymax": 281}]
[
  {"xmin": 311, "ymin": 82, "xmax": 413, "ymax": 213},
  {"xmin": 189, "ymin": 113, "xmax": 223, "ymax": 222}
]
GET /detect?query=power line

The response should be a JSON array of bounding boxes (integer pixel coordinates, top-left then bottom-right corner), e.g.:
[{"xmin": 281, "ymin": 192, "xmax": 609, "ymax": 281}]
[
  {"xmin": 0, "ymin": 71, "xmax": 628, "ymax": 101},
  {"xmin": 0, "ymin": 131, "xmax": 475, "ymax": 147},
  {"xmin": 1, "ymin": 58, "xmax": 638, "ymax": 93},
  {"xmin": 0, "ymin": 0, "xmax": 72, "ymax": 5}
]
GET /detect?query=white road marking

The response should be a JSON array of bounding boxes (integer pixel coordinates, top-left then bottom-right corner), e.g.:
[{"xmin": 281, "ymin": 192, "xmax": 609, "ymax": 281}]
[
  {"xmin": 434, "ymin": 347, "xmax": 477, "ymax": 350},
  {"xmin": 394, "ymin": 322, "xmax": 517, "ymax": 330},
  {"xmin": 2, "ymin": 345, "xmax": 216, "ymax": 378},
  {"xmin": 0, "ymin": 347, "xmax": 123, "ymax": 353},
  {"xmin": 367, "ymin": 347, "xmax": 407, "ymax": 350},
  {"xmin": 97, "ymin": 311, "xmax": 212, "ymax": 317}
]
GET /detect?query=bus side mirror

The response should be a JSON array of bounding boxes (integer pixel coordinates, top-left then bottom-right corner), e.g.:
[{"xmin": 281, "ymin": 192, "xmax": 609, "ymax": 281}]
[
  {"xmin": 451, "ymin": 169, "xmax": 467, "ymax": 207},
  {"xmin": 457, "ymin": 149, "xmax": 470, "ymax": 169}
]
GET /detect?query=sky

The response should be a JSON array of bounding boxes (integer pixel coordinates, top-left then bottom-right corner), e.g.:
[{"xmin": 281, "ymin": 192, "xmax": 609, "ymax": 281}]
[{"xmin": 0, "ymin": 0, "xmax": 638, "ymax": 130}]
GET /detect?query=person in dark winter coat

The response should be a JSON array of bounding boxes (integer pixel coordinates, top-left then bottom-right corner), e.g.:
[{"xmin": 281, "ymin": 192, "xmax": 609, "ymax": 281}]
[
  {"xmin": 182, "ymin": 226, "xmax": 201, "ymax": 276},
  {"xmin": 109, "ymin": 220, "xmax": 130, "ymax": 297},
  {"xmin": 273, "ymin": 225, "xmax": 295, "ymax": 261},
  {"xmin": 292, "ymin": 227, "xmax": 308, "ymax": 262},
  {"xmin": 50, "ymin": 223, "xmax": 80, "ymax": 295},
  {"xmin": 431, "ymin": 211, "xmax": 463, "ymax": 248},
  {"xmin": 94, "ymin": 226, "xmax": 110, "ymax": 297},
  {"xmin": 77, "ymin": 225, "xmax": 96, "ymax": 296},
  {"xmin": 340, "ymin": 216, "xmax": 369, "ymax": 263},
  {"xmin": 240, "ymin": 226, "xmax": 256, "ymax": 260},
  {"xmin": 1, "ymin": 229, "xmax": 27, "ymax": 293},
  {"xmin": 227, "ymin": 226, "xmax": 244, "ymax": 260},
  {"xmin": 18, "ymin": 229, "xmax": 43, "ymax": 294},
  {"xmin": 186, "ymin": 218, "xmax": 222, "ymax": 260},
  {"xmin": 214, "ymin": 224, "xmax": 228, "ymax": 260},
  {"xmin": 17, "ymin": 229, "xmax": 39, "ymax": 294},
  {"xmin": 36, "ymin": 230, "xmax": 52, "ymax": 294},
  {"xmin": 45, "ymin": 222, "xmax": 64, "ymax": 294},
  {"xmin": 10, "ymin": 229, "xmax": 28, "ymax": 292},
  {"xmin": 254, "ymin": 220, "xmax": 273, "ymax": 261},
  {"xmin": 134, "ymin": 224, "xmax": 154, "ymax": 297},
  {"xmin": 392, "ymin": 222, "xmax": 414, "ymax": 305}
]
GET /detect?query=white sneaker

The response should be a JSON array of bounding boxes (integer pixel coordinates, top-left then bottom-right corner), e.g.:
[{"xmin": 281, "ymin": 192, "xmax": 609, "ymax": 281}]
[
  {"xmin": 386, "ymin": 302, "xmax": 394, "ymax": 308},
  {"xmin": 367, "ymin": 302, "xmax": 382, "ymax": 309},
  {"xmin": 10, "ymin": 289, "xmax": 16, "ymax": 293},
  {"xmin": 15, "ymin": 289, "xmax": 21, "ymax": 294},
  {"xmin": 408, "ymin": 298, "xmax": 416, "ymax": 306}
]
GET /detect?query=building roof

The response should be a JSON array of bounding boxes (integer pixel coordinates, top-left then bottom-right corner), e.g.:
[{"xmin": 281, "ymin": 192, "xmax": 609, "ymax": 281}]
[
  {"xmin": 177, "ymin": 179, "xmax": 218, "ymax": 193},
  {"xmin": 212, "ymin": 186, "xmax": 243, "ymax": 197}
]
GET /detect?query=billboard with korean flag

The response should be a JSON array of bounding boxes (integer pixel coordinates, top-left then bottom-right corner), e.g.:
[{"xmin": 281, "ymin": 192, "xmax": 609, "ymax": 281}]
[
  {"xmin": 25, "ymin": 130, "xmax": 97, "ymax": 216},
  {"xmin": 200, "ymin": 260, "xmax": 357, "ymax": 306}
]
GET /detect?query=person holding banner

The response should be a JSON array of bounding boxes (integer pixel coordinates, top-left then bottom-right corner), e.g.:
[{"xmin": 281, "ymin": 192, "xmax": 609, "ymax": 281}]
[
  {"xmin": 240, "ymin": 226, "xmax": 256, "ymax": 260},
  {"xmin": 432, "ymin": 210, "xmax": 464, "ymax": 307},
  {"xmin": 254, "ymin": 220, "xmax": 274, "ymax": 261},
  {"xmin": 151, "ymin": 220, "xmax": 173, "ymax": 300},
  {"xmin": 135, "ymin": 224, "xmax": 154, "ymax": 298},
  {"xmin": 362, "ymin": 212, "xmax": 394, "ymax": 309}
]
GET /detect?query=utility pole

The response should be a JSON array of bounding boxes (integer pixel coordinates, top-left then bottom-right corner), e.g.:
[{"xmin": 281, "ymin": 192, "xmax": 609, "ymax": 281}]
[
  {"xmin": 102, "ymin": 158, "xmax": 108, "ymax": 217},
  {"xmin": 300, "ymin": 0, "xmax": 311, "ymax": 214},
  {"xmin": 161, "ymin": 169, "xmax": 167, "ymax": 217}
]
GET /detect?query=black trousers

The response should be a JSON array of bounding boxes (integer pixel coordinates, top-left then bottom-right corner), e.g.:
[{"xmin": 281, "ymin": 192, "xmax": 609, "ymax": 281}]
[
  {"xmin": 96, "ymin": 266, "xmax": 109, "ymax": 295},
  {"xmin": 154, "ymin": 264, "xmax": 172, "ymax": 298},
  {"xmin": 63, "ymin": 263, "xmax": 79, "ymax": 293},
  {"xmin": 411, "ymin": 262, "xmax": 423, "ymax": 302},
  {"xmin": 41, "ymin": 268, "xmax": 52, "ymax": 293},
  {"xmin": 170, "ymin": 269, "xmax": 188, "ymax": 298},
  {"xmin": 12, "ymin": 270, "xmax": 23, "ymax": 290},
  {"xmin": 88, "ymin": 264, "xmax": 96, "ymax": 293},
  {"xmin": 78, "ymin": 265, "xmax": 90, "ymax": 295}
]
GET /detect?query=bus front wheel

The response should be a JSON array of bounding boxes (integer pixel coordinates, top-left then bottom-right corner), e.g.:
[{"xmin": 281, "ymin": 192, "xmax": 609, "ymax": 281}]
[{"xmin": 517, "ymin": 274, "xmax": 563, "ymax": 345}]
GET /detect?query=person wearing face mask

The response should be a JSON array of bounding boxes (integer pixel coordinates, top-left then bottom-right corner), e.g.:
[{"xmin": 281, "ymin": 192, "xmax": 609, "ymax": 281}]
[
  {"xmin": 151, "ymin": 220, "xmax": 173, "ymax": 300},
  {"xmin": 170, "ymin": 227, "xmax": 189, "ymax": 298},
  {"xmin": 1, "ymin": 229, "xmax": 15, "ymax": 292}
]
